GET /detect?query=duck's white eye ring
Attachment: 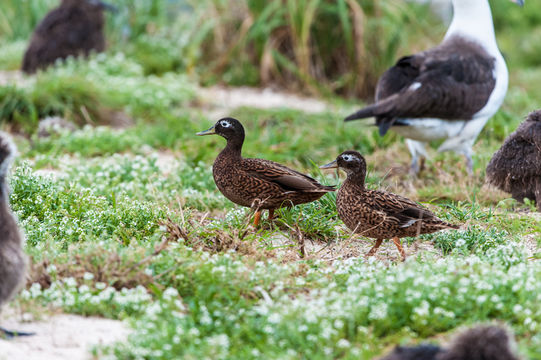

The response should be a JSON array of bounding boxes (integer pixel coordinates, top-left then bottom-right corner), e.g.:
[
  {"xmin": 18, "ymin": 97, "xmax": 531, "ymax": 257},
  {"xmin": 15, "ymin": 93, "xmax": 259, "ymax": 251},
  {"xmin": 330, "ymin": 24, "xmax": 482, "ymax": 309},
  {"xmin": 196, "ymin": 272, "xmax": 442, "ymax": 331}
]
[
  {"xmin": 342, "ymin": 154, "xmax": 355, "ymax": 162},
  {"xmin": 220, "ymin": 121, "xmax": 231, "ymax": 128}
]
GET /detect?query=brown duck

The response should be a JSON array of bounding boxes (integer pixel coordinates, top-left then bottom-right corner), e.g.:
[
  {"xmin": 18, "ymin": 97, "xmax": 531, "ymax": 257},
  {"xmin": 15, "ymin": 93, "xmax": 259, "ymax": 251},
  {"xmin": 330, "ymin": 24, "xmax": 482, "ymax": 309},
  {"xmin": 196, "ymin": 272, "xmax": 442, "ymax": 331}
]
[
  {"xmin": 197, "ymin": 118, "xmax": 335, "ymax": 226},
  {"xmin": 0, "ymin": 133, "xmax": 31, "ymax": 338},
  {"xmin": 320, "ymin": 151, "xmax": 458, "ymax": 259}
]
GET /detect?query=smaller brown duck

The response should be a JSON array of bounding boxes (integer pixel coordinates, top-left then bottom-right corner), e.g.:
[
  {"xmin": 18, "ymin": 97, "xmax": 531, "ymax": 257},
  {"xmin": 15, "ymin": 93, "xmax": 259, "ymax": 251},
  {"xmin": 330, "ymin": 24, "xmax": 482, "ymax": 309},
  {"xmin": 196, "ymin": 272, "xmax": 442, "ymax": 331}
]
[
  {"xmin": 320, "ymin": 151, "xmax": 458, "ymax": 259},
  {"xmin": 197, "ymin": 118, "xmax": 335, "ymax": 226}
]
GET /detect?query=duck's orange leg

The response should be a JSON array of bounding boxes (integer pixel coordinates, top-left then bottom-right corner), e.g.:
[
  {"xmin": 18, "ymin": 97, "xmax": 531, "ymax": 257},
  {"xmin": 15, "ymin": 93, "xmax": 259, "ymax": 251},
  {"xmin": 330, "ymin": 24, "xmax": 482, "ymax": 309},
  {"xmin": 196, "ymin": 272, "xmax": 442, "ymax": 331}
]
[
  {"xmin": 365, "ymin": 238, "xmax": 383, "ymax": 257},
  {"xmin": 393, "ymin": 237, "xmax": 406, "ymax": 261},
  {"xmin": 253, "ymin": 210, "xmax": 262, "ymax": 227},
  {"xmin": 268, "ymin": 209, "xmax": 275, "ymax": 221}
]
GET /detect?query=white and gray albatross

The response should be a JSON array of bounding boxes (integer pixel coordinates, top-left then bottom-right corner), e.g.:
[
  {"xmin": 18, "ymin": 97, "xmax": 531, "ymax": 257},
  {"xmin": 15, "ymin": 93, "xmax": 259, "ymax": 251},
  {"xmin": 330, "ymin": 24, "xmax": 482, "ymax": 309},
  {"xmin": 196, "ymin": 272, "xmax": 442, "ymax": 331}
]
[{"xmin": 345, "ymin": 0, "xmax": 524, "ymax": 174}]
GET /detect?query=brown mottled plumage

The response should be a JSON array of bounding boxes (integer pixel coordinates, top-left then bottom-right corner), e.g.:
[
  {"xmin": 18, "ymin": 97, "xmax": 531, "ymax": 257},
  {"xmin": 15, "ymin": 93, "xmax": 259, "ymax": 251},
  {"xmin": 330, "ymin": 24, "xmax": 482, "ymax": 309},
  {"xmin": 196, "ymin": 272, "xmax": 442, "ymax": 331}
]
[
  {"xmin": 197, "ymin": 118, "xmax": 335, "ymax": 226},
  {"xmin": 486, "ymin": 110, "xmax": 541, "ymax": 212},
  {"xmin": 320, "ymin": 151, "xmax": 458, "ymax": 259},
  {"xmin": 22, "ymin": 0, "xmax": 117, "ymax": 74},
  {"xmin": 0, "ymin": 133, "xmax": 31, "ymax": 338}
]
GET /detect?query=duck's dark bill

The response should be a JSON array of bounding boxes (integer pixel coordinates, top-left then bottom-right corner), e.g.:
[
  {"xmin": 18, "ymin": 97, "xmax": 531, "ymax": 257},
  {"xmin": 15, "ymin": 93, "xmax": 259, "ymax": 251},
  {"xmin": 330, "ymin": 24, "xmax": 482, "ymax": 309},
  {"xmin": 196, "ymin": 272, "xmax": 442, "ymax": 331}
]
[
  {"xmin": 319, "ymin": 160, "xmax": 338, "ymax": 169},
  {"xmin": 196, "ymin": 126, "xmax": 216, "ymax": 136}
]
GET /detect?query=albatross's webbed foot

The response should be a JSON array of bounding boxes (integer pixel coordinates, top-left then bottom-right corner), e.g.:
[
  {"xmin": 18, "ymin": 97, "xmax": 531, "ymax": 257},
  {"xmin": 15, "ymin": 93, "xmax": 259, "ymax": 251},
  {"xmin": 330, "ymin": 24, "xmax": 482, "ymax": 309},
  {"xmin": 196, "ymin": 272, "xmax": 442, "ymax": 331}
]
[
  {"xmin": 465, "ymin": 153, "xmax": 474, "ymax": 176},
  {"xmin": 406, "ymin": 139, "xmax": 428, "ymax": 176},
  {"xmin": 0, "ymin": 326, "xmax": 35, "ymax": 339}
]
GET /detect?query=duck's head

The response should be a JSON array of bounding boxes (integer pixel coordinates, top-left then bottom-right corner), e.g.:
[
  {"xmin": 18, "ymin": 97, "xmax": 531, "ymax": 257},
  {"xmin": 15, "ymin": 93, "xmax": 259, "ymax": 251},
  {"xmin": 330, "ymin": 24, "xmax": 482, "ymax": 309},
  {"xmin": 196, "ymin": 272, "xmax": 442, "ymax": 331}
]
[
  {"xmin": 320, "ymin": 150, "xmax": 367, "ymax": 179},
  {"xmin": 197, "ymin": 117, "xmax": 245, "ymax": 142}
]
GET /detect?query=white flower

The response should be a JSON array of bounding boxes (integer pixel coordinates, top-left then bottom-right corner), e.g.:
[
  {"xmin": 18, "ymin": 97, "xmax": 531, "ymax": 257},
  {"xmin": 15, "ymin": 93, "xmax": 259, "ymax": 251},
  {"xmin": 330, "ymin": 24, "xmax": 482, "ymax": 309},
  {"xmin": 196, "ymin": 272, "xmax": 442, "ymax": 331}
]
[
  {"xmin": 208, "ymin": 334, "xmax": 229, "ymax": 349},
  {"xmin": 163, "ymin": 287, "xmax": 179, "ymax": 299},
  {"xmin": 413, "ymin": 301, "xmax": 430, "ymax": 318},
  {"xmin": 337, "ymin": 339, "xmax": 350, "ymax": 349},
  {"xmin": 369, "ymin": 302, "xmax": 388, "ymax": 320},
  {"xmin": 64, "ymin": 277, "xmax": 77, "ymax": 287},
  {"xmin": 268, "ymin": 313, "xmax": 281, "ymax": 324},
  {"xmin": 334, "ymin": 319, "xmax": 344, "ymax": 329},
  {"xmin": 83, "ymin": 272, "xmax": 94, "ymax": 281}
]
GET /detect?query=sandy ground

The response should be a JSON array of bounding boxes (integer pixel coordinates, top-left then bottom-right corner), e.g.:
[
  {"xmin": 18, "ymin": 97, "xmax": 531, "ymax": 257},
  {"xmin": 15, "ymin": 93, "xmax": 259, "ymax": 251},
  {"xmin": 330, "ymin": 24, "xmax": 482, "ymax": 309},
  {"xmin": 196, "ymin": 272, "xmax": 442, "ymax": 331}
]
[
  {"xmin": 197, "ymin": 85, "xmax": 332, "ymax": 118},
  {"xmin": 0, "ymin": 309, "xmax": 128, "ymax": 360}
]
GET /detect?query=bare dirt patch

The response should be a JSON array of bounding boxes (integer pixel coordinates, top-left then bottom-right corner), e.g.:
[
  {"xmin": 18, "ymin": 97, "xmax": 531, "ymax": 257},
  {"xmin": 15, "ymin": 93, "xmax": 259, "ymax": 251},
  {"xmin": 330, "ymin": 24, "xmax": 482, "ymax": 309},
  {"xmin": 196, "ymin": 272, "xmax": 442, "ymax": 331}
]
[
  {"xmin": 0, "ymin": 70, "xmax": 27, "ymax": 87},
  {"xmin": 197, "ymin": 85, "xmax": 332, "ymax": 119},
  {"xmin": 0, "ymin": 310, "xmax": 128, "ymax": 360}
]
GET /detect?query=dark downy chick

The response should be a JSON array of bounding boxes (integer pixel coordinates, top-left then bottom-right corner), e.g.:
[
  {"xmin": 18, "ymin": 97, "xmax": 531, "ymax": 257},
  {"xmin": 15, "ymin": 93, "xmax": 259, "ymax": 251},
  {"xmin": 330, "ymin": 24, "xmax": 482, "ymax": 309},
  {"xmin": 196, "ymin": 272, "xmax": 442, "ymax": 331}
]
[
  {"xmin": 379, "ymin": 325, "xmax": 520, "ymax": 360},
  {"xmin": 0, "ymin": 133, "xmax": 31, "ymax": 338},
  {"xmin": 22, "ymin": 0, "xmax": 117, "ymax": 74},
  {"xmin": 486, "ymin": 110, "xmax": 541, "ymax": 211}
]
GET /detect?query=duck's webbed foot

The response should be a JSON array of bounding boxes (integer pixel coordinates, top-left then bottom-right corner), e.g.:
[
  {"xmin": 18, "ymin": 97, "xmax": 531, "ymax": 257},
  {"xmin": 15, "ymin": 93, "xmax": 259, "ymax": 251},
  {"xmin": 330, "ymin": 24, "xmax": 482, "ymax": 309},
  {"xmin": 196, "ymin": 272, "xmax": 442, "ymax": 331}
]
[
  {"xmin": 392, "ymin": 237, "xmax": 407, "ymax": 261},
  {"xmin": 365, "ymin": 238, "xmax": 383, "ymax": 257},
  {"xmin": 253, "ymin": 210, "xmax": 262, "ymax": 227},
  {"xmin": 268, "ymin": 209, "xmax": 275, "ymax": 222}
]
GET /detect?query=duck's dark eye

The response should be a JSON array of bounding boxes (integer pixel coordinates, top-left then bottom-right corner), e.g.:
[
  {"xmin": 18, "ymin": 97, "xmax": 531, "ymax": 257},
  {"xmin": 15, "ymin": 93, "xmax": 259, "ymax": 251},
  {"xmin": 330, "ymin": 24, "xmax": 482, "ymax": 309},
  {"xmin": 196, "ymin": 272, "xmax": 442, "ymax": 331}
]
[
  {"xmin": 220, "ymin": 121, "xmax": 231, "ymax": 128},
  {"xmin": 342, "ymin": 155, "xmax": 355, "ymax": 162}
]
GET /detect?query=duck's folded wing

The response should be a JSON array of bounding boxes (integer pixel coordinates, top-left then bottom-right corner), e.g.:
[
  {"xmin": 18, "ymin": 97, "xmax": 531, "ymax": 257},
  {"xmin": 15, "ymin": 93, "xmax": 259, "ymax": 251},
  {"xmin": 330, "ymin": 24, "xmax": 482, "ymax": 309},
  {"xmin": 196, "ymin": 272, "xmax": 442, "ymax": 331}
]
[
  {"xmin": 243, "ymin": 158, "xmax": 334, "ymax": 192},
  {"xmin": 366, "ymin": 191, "xmax": 436, "ymax": 227}
]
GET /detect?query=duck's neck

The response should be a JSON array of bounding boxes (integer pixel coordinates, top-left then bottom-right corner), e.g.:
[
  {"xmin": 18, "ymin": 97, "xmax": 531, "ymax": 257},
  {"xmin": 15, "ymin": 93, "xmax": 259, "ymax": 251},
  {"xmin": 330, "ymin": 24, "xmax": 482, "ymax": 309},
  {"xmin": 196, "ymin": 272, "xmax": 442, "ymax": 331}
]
[
  {"xmin": 218, "ymin": 137, "xmax": 243, "ymax": 161},
  {"xmin": 446, "ymin": 0, "xmax": 498, "ymax": 53},
  {"xmin": 344, "ymin": 172, "xmax": 366, "ymax": 190}
]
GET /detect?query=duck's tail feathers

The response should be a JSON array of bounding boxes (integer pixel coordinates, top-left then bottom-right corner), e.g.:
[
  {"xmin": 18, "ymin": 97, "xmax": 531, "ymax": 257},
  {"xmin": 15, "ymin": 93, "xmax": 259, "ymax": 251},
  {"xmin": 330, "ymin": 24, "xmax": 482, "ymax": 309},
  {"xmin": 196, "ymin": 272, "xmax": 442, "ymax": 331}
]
[
  {"xmin": 444, "ymin": 222, "xmax": 460, "ymax": 230},
  {"xmin": 321, "ymin": 185, "xmax": 337, "ymax": 192},
  {"xmin": 0, "ymin": 132, "xmax": 16, "ymax": 179},
  {"xmin": 300, "ymin": 185, "xmax": 336, "ymax": 193}
]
